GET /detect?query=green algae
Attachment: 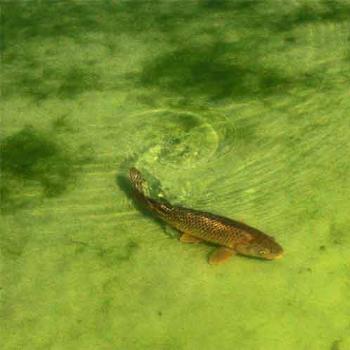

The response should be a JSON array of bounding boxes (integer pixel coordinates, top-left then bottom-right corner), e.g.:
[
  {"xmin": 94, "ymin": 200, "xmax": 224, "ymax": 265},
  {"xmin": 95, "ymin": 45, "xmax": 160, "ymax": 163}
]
[
  {"xmin": 0, "ymin": 124, "xmax": 93, "ymax": 213},
  {"xmin": 1, "ymin": 127, "xmax": 61, "ymax": 177},
  {"xmin": 0, "ymin": 126, "xmax": 74, "ymax": 211},
  {"xmin": 140, "ymin": 42, "xmax": 293, "ymax": 101}
]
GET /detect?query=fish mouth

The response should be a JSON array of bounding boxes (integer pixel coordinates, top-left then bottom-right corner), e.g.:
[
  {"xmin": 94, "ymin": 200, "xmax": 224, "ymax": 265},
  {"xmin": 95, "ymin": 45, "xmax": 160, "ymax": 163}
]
[{"xmin": 272, "ymin": 252, "xmax": 284, "ymax": 260}]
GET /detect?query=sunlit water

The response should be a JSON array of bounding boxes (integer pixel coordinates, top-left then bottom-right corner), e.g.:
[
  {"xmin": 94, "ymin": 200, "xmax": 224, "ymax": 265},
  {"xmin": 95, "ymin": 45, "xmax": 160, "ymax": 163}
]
[{"xmin": 1, "ymin": 1, "xmax": 350, "ymax": 350}]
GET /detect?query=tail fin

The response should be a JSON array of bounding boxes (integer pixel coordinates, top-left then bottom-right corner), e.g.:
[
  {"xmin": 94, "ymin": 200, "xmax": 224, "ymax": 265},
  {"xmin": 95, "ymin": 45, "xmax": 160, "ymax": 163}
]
[
  {"xmin": 128, "ymin": 167, "xmax": 173, "ymax": 216},
  {"xmin": 129, "ymin": 167, "xmax": 146, "ymax": 196}
]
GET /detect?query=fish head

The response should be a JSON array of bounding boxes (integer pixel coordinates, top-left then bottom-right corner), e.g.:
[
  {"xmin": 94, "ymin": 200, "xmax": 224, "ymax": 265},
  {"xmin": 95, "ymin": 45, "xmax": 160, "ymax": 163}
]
[{"xmin": 235, "ymin": 235, "xmax": 283, "ymax": 260}]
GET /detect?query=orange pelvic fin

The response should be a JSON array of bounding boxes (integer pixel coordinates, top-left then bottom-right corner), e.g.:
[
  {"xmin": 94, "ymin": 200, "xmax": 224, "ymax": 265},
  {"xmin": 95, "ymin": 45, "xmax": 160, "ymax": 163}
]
[
  {"xmin": 209, "ymin": 247, "xmax": 235, "ymax": 265},
  {"xmin": 179, "ymin": 233, "xmax": 203, "ymax": 243}
]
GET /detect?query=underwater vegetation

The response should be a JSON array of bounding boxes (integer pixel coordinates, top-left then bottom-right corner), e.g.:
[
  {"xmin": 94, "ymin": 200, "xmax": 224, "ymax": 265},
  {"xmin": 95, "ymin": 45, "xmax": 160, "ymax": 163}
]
[
  {"xmin": 3, "ymin": 0, "xmax": 349, "ymax": 102},
  {"xmin": 0, "ymin": 125, "xmax": 87, "ymax": 213},
  {"xmin": 140, "ymin": 42, "xmax": 292, "ymax": 102}
]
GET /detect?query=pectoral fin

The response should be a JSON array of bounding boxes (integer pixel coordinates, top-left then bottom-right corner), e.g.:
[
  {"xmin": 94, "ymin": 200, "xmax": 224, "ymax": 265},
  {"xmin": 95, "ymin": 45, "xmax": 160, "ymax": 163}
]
[
  {"xmin": 209, "ymin": 247, "xmax": 235, "ymax": 265},
  {"xmin": 180, "ymin": 233, "xmax": 203, "ymax": 243}
]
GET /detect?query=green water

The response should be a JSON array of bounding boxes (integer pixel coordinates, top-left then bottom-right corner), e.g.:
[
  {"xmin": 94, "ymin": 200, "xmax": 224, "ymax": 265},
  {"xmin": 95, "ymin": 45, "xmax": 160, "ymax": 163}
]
[{"xmin": 1, "ymin": 1, "xmax": 350, "ymax": 349}]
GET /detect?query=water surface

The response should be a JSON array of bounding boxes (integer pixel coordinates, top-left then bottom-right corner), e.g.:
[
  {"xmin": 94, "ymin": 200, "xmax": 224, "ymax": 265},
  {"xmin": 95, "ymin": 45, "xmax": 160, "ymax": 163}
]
[{"xmin": 1, "ymin": 1, "xmax": 350, "ymax": 349}]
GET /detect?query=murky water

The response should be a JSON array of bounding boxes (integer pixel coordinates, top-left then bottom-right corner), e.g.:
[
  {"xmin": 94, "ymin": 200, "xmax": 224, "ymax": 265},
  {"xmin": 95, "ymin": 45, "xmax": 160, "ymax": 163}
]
[{"xmin": 1, "ymin": 1, "xmax": 350, "ymax": 349}]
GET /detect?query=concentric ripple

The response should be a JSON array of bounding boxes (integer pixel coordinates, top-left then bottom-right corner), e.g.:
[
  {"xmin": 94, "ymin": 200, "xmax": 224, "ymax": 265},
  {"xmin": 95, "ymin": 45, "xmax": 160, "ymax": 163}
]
[{"xmin": 124, "ymin": 109, "xmax": 236, "ymax": 169}]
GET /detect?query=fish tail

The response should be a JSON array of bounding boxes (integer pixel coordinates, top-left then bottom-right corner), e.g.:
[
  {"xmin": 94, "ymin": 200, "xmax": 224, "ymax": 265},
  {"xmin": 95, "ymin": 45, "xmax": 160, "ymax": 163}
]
[
  {"xmin": 128, "ymin": 167, "xmax": 173, "ymax": 215},
  {"xmin": 129, "ymin": 167, "xmax": 147, "ymax": 196}
]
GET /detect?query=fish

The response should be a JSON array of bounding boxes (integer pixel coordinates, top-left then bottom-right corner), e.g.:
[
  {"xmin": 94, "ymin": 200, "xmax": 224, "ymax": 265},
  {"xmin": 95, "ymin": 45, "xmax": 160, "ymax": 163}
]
[{"xmin": 128, "ymin": 167, "xmax": 283, "ymax": 264}]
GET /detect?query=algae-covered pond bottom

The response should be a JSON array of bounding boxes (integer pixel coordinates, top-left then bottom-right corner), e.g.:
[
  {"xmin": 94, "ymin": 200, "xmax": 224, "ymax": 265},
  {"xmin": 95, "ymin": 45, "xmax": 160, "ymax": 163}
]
[{"xmin": 1, "ymin": 1, "xmax": 350, "ymax": 350}]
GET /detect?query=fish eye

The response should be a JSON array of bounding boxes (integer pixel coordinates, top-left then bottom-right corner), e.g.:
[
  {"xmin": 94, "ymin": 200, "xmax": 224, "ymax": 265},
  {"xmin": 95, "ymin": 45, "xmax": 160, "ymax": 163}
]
[{"xmin": 259, "ymin": 249, "xmax": 268, "ymax": 255}]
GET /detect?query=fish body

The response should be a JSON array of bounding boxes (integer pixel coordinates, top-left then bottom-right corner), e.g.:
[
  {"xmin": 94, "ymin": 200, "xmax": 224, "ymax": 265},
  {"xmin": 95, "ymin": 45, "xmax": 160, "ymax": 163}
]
[{"xmin": 129, "ymin": 167, "xmax": 283, "ymax": 264}]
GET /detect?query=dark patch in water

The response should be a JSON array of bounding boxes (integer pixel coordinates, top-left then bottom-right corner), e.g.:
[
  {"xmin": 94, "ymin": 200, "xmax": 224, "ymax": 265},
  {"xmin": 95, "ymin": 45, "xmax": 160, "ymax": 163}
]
[
  {"xmin": 298, "ymin": 267, "xmax": 312, "ymax": 274},
  {"xmin": 171, "ymin": 113, "xmax": 201, "ymax": 132},
  {"xmin": 329, "ymin": 222, "xmax": 347, "ymax": 245},
  {"xmin": 57, "ymin": 66, "xmax": 101, "ymax": 99},
  {"xmin": 233, "ymin": 119, "xmax": 258, "ymax": 143},
  {"xmin": 1, "ymin": 0, "xmax": 200, "ymax": 44},
  {"xmin": 274, "ymin": 1, "xmax": 350, "ymax": 32},
  {"xmin": 52, "ymin": 115, "xmax": 74, "ymax": 132},
  {"xmin": 124, "ymin": 240, "xmax": 139, "ymax": 259},
  {"xmin": 1, "ymin": 126, "xmax": 61, "ymax": 177},
  {"xmin": 71, "ymin": 239, "xmax": 139, "ymax": 265},
  {"xmin": 98, "ymin": 240, "xmax": 139, "ymax": 265},
  {"xmin": 1, "ymin": 125, "xmax": 91, "ymax": 213},
  {"xmin": 284, "ymin": 36, "xmax": 297, "ymax": 44},
  {"xmin": 2, "ymin": 245, "xmax": 25, "ymax": 258},
  {"xmin": 0, "ymin": 0, "xmax": 206, "ymax": 85},
  {"xmin": 139, "ymin": 43, "xmax": 292, "ymax": 101},
  {"xmin": 200, "ymin": 0, "xmax": 258, "ymax": 11},
  {"xmin": 100, "ymin": 299, "xmax": 112, "ymax": 315},
  {"xmin": 1, "ymin": 225, "xmax": 33, "ymax": 259},
  {"xmin": 331, "ymin": 339, "xmax": 341, "ymax": 350},
  {"xmin": 3, "ymin": 63, "xmax": 102, "ymax": 101},
  {"xmin": 70, "ymin": 239, "xmax": 90, "ymax": 255},
  {"xmin": 2, "ymin": 1, "xmax": 334, "ymax": 102}
]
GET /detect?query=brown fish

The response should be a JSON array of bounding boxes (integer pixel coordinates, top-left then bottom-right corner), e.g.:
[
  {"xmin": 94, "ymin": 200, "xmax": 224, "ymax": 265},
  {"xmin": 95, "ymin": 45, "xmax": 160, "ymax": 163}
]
[{"xmin": 129, "ymin": 167, "xmax": 283, "ymax": 264}]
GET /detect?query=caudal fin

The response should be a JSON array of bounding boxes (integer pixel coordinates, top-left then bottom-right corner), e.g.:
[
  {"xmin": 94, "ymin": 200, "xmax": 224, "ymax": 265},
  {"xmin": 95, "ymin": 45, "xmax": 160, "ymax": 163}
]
[
  {"xmin": 128, "ymin": 167, "xmax": 173, "ymax": 215},
  {"xmin": 129, "ymin": 167, "xmax": 147, "ymax": 196}
]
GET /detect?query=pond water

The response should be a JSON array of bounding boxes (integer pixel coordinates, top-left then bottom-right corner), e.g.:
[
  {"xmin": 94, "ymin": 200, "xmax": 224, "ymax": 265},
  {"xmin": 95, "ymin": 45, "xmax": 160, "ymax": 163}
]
[{"xmin": 1, "ymin": 1, "xmax": 350, "ymax": 349}]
